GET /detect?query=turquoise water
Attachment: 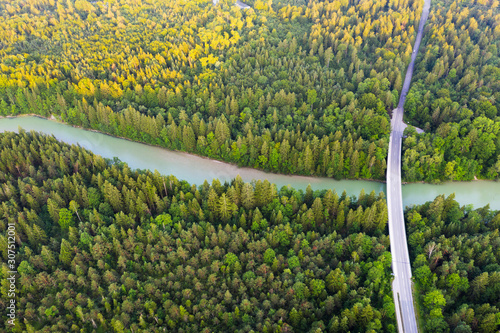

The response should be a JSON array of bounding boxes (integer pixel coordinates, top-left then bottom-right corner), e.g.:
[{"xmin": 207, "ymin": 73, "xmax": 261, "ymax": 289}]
[{"xmin": 1, "ymin": 116, "xmax": 499, "ymax": 209}]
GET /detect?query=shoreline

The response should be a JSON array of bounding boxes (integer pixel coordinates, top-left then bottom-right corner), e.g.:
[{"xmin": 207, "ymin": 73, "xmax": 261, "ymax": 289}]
[
  {"xmin": 1, "ymin": 113, "xmax": 388, "ymax": 185},
  {"xmin": 1, "ymin": 114, "xmax": 497, "ymax": 186}
]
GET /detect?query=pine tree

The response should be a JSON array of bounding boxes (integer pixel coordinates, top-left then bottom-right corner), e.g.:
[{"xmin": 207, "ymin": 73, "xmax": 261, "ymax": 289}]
[
  {"xmin": 69, "ymin": 200, "xmax": 82, "ymax": 223},
  {"xmin": 59, "ymin": 239, "xmax": 73, "ymax": 265},
  {"xmin": 208, "ymin": 94, "xmax": 217, "ymax": 116},
  {"xmin": 207, "ymin": 188, "xmax": 219, "ymax": 215},
  {"xmin": 103, "ymin": 181, "xmax": 123, "ymax": 212},
  {"xmin": 218, "ymin": 193, "xmax": 236, "ymax": 222},
  {"xmin": 47, "ymin": 198, "xmax": 60, "ymax": 223},
  {"xmin": 182, "ymin": 125, "xmax": 196, "ymax": 151},
  {"xmin": 312, "ymin": 198, "xmax": 324, "ymax": 224},
  {"xmin": 336, "ymin": 202, "xmax": 345, "ymax": 231},
  {"xmin": 241, "ymin": 183, "xmax": 255, "ymax": 210},
  {"xmin": 58, "ymin": 208, "xmax": 74, "ymax": 230},
  {"xmin": 304, "ymin": 184, "xmax": 314, "ymax": 206}
]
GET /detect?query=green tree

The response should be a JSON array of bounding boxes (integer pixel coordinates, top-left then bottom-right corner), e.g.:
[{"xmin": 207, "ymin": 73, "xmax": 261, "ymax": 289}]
[
  {"xmin": 310, "ymin": 279, "xmax": 325, "ymax": 297},
  {"xmin": 288, "ymin": 256, "xmax": 300, "ymax": 270},
  {"xmin": 69, "ymin": 200, "xmax": 82, "ymax": 223},
  {"xmin": 154, "ymin": 213, "xmax": 172, "ymax": 228},
  {"xmin": 264, "ymin": 248, "xmax": 276, "ymax": 265},
  {"xmin": 218, "ymin": 193, "xmax": 236, "ymax": 222},
  {"xmin": 59, "ymin": 239, "xmax": 73, "ymax": 265},
  {"xmin": 307, "ymin": 89, "xmax": 317, "ymax": 112},
  {"xmin": 58, "ymin": 208, "xmax": 74, "ymax": 230}
]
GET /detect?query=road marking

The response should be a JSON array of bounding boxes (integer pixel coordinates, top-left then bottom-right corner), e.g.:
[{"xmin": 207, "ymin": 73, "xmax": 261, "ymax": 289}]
[{"xmin": 387, "ymin": 0, "xmax": 430, "ymax": 331}]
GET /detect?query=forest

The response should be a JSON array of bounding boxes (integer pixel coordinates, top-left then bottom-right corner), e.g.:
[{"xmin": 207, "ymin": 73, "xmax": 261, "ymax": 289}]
[
  {"xmin": 0, "ymin": 0, "xmax": 424, "ymax": 180},
  {"xmin": 403, "ymin": 0, "xmax": 500, "ymax": 182},
  {"xmin": 1, "ymin": 0, "xmax": 499, "ymax": 331},
  {"xmin": 406, "ymin": 194, "xmax": 500, "ymax": 332},
  {"xmin": 0, "ymin": 130, "xmax": 397, "ymax": 332}
]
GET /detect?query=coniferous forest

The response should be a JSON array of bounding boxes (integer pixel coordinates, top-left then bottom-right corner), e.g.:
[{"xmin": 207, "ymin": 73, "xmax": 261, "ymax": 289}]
[
  {"xmin": 403, "ymin": 0, "xmax": 500, "ymax": 182},
  {"xmin": 1, "ymin": 0, "xmax": 500, "ymax": 331},
  {"xmin": 0, "ymin": 0, "xmax": 425, "ymax": 180},
  {"xmin": 0, "ymin": 131, "xmax": 396, "ymax": 332},
  {"xmin": 2, "ymin": 0, "xmax": 498, "ymax": 182}
]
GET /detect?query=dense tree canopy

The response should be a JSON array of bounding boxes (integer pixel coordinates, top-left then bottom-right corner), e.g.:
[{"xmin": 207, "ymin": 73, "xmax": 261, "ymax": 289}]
[
  {"xmin": 0, "ymin": 130, "xmax": 396, "ymax": 332},
  {"xmin": 403, "ymin": 0, "xmax": 500, "ymax": 182},
  {"xmin": 0, "ymin": 0, "xmax": 423, "ymax": 180},
  {"xmin": 406, "ymin": 194, "xmax": 500, "ymax": 332},
  {"xmin": 2, "ymin": 0, "xmax": 500, "ymax": 331}
]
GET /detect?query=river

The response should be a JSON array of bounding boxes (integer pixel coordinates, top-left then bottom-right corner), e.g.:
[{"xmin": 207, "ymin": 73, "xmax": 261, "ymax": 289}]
[{"xmin": 1, "ymin": 116, "xmax": 499, "ymax": 210}]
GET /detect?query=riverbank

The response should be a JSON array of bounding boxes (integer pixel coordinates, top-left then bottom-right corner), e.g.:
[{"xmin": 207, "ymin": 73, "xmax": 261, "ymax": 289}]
[
  {"xmin": 0, "ymin": 115, "xmax": 387, "ymax": 194},
  {"xmin": 1, "ymin": 116, "xmax": 499, "ymax": 209},
  {"xmin": 1, "ymin": 113, "xmax": 389, "ymax": 184},
  {"xmin": 2, "ymin": 114, "xmax": 497, "ymax": 186},
  {"xmin": 5, "ymin": 114, "xmax": 494, "ymax": 184},
  {"xmin": 2, "ymin": 114, "xmax": 497, "ymax": 185}
]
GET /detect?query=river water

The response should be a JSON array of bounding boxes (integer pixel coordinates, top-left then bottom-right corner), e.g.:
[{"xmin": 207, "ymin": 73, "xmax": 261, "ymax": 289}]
[{"xmin": 1, "ymin": 116, "xmax": 499, "ymax": 210}]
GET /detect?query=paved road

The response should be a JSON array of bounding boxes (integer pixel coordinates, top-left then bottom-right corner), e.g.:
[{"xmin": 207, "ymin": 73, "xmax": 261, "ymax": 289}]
[{"xmin": 387, "ymin": 0, "xmax": 431, "ymax": 331}]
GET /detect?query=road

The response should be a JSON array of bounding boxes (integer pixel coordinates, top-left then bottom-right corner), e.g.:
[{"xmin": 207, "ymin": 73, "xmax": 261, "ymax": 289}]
[{"xmin": 387, "ymin": 0, "xmax": 431, "ymax": 331}]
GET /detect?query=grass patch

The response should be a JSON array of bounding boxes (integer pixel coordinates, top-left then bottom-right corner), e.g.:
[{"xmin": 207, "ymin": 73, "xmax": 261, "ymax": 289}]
[{"xmin": 412, "ymin": 280, "xmax": 425, "ymax": 333}]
